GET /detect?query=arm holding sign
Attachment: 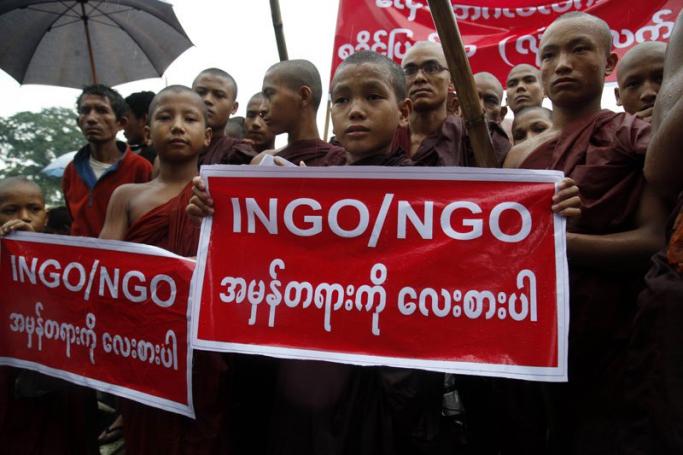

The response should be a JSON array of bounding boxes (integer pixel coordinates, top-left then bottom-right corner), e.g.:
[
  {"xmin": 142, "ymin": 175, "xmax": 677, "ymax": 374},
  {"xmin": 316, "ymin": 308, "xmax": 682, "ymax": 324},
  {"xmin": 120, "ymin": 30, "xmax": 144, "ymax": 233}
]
[{"xmin": 99, "ymin": 184, "xmax": 135, "ymax": 240}]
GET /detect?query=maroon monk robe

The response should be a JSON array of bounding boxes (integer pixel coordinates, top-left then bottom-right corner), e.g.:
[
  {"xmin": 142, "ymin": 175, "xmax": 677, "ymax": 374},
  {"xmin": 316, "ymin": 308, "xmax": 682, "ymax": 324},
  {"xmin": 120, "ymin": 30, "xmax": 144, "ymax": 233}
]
[
  {"xmin": 276, "ymin": 138, "xmax": 346, "ymax": 166},
  {"xmin": 120, "ymin": 182, "xmax": 230, "ymax": 455},
  {"xmin": 394, "ymin": 115, "xmax": 510, "ymax": 167},
  {"xmin": 266, "ymin": 150, "xmax": 443, "ymax": 455},
  {"xmin": 521, "ymin": 109, "xmax": 650, "ymax": 454},
  {"xmin": 0, "ymin": 368, "xmax": 98, "ymax": 454},
  {"xmin": 198, "ymin": 135, "xmax": 256, "ymax": 166},
  {"xmin": 621, "ymin": 193, "xmax": 683, "ymax": 455}
]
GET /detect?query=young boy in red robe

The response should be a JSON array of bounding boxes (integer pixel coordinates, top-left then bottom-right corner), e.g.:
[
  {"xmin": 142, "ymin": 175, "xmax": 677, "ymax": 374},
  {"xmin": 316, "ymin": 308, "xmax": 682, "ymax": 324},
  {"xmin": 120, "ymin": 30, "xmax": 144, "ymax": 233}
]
[
  {"xmin": 100, "ymin": 85, "xmax": 229, "ymax": 455},
  {"xmin": 258, "ymin": 59, "xmax": 345, "ymax": 165},
  {"xmin": 0, "ymin": 177, "xmax": 98, "ymax": 454},
  {"xmin": 505, "ymin": 12, "xmax": 668, "ymax": 454},
  {"xmin": 615, "ymin": 41, "xmax": 666, "ymax": 123},
  {"xmin": 192, "ymin": 68, "xmax": 256, "ymax": 166}
]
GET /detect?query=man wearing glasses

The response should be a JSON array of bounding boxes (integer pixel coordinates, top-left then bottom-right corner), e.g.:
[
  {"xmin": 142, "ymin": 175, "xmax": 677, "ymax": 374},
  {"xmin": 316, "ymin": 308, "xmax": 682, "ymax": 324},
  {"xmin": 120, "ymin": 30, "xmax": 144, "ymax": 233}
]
[{"xmin": 399, "ymin": 41, "xmax": 511, "ymax": 166}]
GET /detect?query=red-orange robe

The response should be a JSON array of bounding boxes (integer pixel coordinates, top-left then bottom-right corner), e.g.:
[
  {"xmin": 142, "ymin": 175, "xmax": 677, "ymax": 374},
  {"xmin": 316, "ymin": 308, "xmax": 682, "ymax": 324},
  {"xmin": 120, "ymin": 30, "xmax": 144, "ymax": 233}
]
[
  {"xmin": 120, "ymin": 182, "xmax": 230, "ymax": 455},
  {"xmin": 276, "ymin": 138, "xmax": 346, "ymax": 166},
  {"xmin": 521, "ymin": 110, "xmax": 650, "ymax": 454},
  {"xmin": 199, "ymin": 135, "xmax": 256, "ymax": 166},
  {"xmin": 393, "ymin": 116, "xmax": 511, "ymax": 167}
]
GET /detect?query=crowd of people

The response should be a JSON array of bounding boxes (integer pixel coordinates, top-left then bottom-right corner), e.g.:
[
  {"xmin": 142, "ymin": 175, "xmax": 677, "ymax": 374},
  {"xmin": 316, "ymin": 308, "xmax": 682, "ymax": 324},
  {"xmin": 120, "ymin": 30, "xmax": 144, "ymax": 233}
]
[{"xmin": 0, "ymin": 9, "xmax": 681, "ymax": 455}]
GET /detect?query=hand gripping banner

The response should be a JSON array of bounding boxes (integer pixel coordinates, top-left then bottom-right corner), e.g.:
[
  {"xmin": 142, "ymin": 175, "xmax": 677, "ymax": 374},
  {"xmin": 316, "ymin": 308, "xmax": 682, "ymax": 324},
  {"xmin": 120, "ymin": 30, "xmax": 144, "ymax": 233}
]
[
  {"xmin": 0, "ymin": 234, "xmax": 196, "ymax": 418},
  {"xmin": 192, "ymin": 166, "xmax": 569, "ymax": 382}
]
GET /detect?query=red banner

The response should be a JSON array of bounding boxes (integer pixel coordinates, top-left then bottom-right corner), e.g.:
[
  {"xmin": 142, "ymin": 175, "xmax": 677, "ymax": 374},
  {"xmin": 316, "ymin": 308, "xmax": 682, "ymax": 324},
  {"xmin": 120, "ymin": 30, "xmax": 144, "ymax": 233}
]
[
  {"xmin": 0, "ymin": 234, "xmax": 195, "ymax": 418},
  {"xmin": 332, "ymin": 0, "xmax": 683, "ymax": 84},
  {"xmin": 192, "ymin": 167, "xmax": 569, "ymax": 381}
]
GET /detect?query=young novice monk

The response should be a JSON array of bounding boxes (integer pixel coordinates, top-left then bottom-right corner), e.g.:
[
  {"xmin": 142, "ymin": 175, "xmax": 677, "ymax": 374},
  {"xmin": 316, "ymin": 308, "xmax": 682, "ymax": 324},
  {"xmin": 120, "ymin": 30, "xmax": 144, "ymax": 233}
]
[
  {"xmin": 0, "ymin": 177, "xmax": 98, "ymax": 454},
  {"xmin": 511, "ymin": 106, "xmax": 553, "ymax": 145},
  {"xmin": 615, "ymin": 41, "xmax": 666, "ymax": 123},
  {"xmin": 473, "ymin": 71, "xmax": 507, "ymax": 124},
  {"xmin": 100, "ymin": 85, "xmax": 229, "ymax": 455},
  {"xmin": 244, "ymin": 92, "xmax": 276, "ymax": 153},
  {"xmin": 505, "ymin": 12, "xmax": 667, "ymax": 454},
  {"xmin": 259, "ymin": 59, "xmax": 345, "ymax": 165},
  {"xmin": 192, "ymin": 68, "xmax": 255, "ymax": 166}
]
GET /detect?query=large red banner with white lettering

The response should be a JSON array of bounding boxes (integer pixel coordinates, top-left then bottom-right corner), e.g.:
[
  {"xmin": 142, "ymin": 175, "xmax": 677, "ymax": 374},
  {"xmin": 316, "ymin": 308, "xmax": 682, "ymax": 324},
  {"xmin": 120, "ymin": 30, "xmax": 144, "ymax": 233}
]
[
  {"xmin": 332, "ymin": 0, "xmax": 682, "ymax": 84},
  {"xmin": 192, "ymin": 167, "xmax": 569, "ymax": 381},
  {"xmin": 0, "ymin": 234, "xmax": 195, "ymax": 417}
]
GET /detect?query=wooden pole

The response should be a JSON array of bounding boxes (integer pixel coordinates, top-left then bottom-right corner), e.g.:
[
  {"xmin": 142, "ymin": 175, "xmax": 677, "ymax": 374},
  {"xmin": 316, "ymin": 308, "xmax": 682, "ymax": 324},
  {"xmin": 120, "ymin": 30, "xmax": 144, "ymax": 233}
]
[
  {"xmin": 80, "ymin": 1, "xmax": 98, "ymax": 84},
  {"xmin": 269, "ymin": 0, "xmax": 289, "ymax": 61},
  {"xmin": 426, "ymin": 0, "xmax": 496, "ymax": 167}
]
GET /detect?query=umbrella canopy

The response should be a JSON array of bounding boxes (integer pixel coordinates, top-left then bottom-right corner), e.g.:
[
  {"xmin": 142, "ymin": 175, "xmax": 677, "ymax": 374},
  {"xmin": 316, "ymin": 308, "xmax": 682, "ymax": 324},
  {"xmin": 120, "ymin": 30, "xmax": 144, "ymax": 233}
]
[
  {"xmin": 41, "ymin": 150, "xmax": 76, "ymax": 178},
  {"xmin": 0, "ymin": 0, "xmax": 193, "ymax": 89}
]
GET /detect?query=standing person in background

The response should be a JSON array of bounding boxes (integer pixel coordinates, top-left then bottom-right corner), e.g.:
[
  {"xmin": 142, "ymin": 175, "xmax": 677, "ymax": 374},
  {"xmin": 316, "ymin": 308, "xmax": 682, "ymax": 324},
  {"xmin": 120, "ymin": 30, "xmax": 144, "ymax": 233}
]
[
  {"xmin": 615, "ymin": 41, "xmax": 667, "ymax": 123},
  {"xmin": 244, "ymin": 92, "xmax": 276, "ymax": 153},
  {"xmin": 124, "ymin": 91, "xmax": 157, "ymax": 164}
]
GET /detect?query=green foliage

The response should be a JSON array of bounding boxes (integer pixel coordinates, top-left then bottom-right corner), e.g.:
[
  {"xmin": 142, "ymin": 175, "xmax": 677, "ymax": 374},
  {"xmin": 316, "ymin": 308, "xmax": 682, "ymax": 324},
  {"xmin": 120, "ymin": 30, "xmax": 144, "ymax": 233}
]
[{"xmin": 0, "ymin": 107, "xmax": 83, "ymax": 206}]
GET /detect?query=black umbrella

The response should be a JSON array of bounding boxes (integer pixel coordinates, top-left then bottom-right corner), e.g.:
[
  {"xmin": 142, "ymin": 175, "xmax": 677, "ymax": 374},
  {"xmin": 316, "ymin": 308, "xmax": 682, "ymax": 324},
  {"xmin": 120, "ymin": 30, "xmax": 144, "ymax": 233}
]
[{"xmin": 0, "ymin": 0, "xmax": 193, "ymax": 88}]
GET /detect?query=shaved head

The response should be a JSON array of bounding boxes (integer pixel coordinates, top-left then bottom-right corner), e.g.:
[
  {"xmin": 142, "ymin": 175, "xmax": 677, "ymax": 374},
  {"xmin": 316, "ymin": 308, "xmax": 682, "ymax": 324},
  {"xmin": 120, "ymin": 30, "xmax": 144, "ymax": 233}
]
[
  {"xmin": 336, "ymin": 50, "xmax": 407, "ymax": 100},
  {"xmin": 617, "ymin": 41, "xmax": 667, "ymax": 75},
  {"xmin": 474, "ymin": 72, "xmax": 504, "ymax": 98},
  {"xmin": 266, "ymin": 59, "xmax": 323, "ymax": 111},
  {"xmin": 0, "ymin": 177, "xmax": 42, "ymax": 202},
  {"xmin": 402, "ymin": 41, "xmax": 447, "ymax": 66},
  {"xmin": 544, "ymin": 12, "xmax": 613, "ymax": 57},
  {"xmin": 148, "ymin": 85, "xmax": 208, "ymax": 123},
  {"xmin": 507, "ymin": 64, "xmax": 541, "ymax": 84},
  {"xmin": 193, "ymin": 68, "xmax": 238, "ymax": 100}
]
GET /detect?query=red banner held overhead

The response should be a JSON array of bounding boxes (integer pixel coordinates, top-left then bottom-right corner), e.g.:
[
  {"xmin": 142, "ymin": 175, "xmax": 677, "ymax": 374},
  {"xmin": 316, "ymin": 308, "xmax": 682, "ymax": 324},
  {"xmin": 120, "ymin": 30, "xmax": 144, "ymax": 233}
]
[
  {"xmin": 0, "ymin": 234, "xmax": 195, "ymax": 418},
  {"xmin": 331, "ymin": 0, "xmax": 683, "ymax": 84},
  {"xmin": 192, "ymin": 167, "xmax": 569, "ymax": 382}
]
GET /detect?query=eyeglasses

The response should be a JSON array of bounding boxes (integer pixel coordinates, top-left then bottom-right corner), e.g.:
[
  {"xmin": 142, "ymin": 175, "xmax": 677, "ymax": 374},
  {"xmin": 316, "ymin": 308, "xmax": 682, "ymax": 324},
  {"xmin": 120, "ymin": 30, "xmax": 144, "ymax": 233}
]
[{"xmin": 403, "ymin": 61, "xmax": 449, "ymax": 77}]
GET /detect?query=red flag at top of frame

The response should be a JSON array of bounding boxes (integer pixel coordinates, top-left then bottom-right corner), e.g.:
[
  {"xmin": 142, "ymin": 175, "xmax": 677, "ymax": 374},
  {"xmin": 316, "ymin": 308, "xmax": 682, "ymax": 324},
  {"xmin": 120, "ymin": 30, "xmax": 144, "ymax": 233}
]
[{"xmin": 331, "ymin": 0, "xmax": 682, "ymax": 84}]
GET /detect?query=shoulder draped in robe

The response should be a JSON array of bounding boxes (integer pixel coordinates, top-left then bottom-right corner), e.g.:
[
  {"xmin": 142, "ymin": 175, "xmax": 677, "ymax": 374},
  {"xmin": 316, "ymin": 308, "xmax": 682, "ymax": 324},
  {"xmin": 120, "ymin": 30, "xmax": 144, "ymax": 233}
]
[
  {"xmin": 121, "ymin": 181, "xmax": 230, "ymax": 455},
  {"xmin": 276, "ymin": 138, "xmax": 346, "ymax": 166},
  {"xmin": 521, "ymin": 109, "xmax": 650, "ymax": 454},
  {"xmin": 199, "ymin": 135, "xmax": 256, "ymax": 167}
]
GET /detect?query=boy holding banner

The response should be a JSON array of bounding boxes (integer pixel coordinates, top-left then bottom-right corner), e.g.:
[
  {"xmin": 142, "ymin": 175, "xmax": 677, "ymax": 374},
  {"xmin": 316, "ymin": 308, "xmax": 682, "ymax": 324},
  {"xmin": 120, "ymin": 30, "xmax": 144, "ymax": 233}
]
[
  {"xmin": 0, "ymin": 177, "xmax": 98, "ymax": 454},
  {"xmin": 99, "ymin": 86, "xmax": 229, "ymax": 455},
  {"xmin": 504, "ymin": 11, "xmax": 668, "ymax": 453}
]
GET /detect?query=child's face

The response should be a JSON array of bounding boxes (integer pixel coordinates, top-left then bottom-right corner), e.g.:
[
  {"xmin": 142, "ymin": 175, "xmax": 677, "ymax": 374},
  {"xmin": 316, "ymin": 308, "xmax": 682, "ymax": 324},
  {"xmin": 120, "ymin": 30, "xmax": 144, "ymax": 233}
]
[
  {"xmin": 331, "ymin": 63, "xmax": 409, "ymax": 160},
  {"xmin": 261, "ymin": 71, "xmax": 301, "ymax": 136},
  {"xmin": 512, "ymin": 110, "xmax": 553, "ymax": 144},
  {"xmin": 192, "ymin": 73, "xmax": 237, "ymax": 132},
  {"xmin": 0, "ymin": 183, "xmax": 47, "ymax": 232},
  {"xmin": 148, "ymin": 91, "xmax": 211, "ymax": 162}
]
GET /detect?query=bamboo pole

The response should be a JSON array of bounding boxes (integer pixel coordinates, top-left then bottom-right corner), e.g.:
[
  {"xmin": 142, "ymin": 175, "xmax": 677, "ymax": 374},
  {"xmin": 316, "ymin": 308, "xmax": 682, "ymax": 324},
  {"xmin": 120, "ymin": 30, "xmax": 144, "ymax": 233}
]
[
  {"xmin": 269, "ymin": 0, "xmax": 289, "ymax": 61},
  {"xmin": 426, "ymin": 0, "xmax": 496, "ymax": 167}
]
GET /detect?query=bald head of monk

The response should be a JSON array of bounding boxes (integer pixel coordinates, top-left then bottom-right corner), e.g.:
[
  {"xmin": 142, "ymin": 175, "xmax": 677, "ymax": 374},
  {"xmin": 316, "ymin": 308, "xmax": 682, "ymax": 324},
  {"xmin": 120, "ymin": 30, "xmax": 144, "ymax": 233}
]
[
  {"xmin": 192, "ymin": 68, "xmax": 238, "ymax": 137},
  {"xmin": 511, "ymin": 106, "xmax": 553, "ymax": 145},
  {"xmin": 401, "ymin": 41, "xmax": 450, "ymax": 113},
  {"xmin": 474, "ymin": 71, "xmax": 507, "ymax": 123},
  {"xmin": 0, "ymin": 177, "xmax": 47, "ymax": 233},
  {"xmin": 506, "ymin": 64, "xmax": 544, "ymax": 114},
  {"xmin": 261, "ymin": 59, "xmax": 323, "ymax": 137},
  {"xmin": 539, "ymin": 12, "xmax": 617, "ymax": 117},
  {"xmin": 615, "ymin": 41, "xmax": 666, "ymax": 121},
  {"xmin": 244, "ymin": 92, "xmax": 276, "ymax": 152}
]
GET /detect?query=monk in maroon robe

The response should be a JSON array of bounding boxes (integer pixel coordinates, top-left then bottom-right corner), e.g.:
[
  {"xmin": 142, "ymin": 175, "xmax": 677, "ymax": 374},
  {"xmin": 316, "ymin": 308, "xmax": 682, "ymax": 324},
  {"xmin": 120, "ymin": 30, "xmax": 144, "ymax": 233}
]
[
  {"xmin": 100, "ymin": 86, "xmax": 230, "ymax": 454},
  {"xmin": 192, "ymin": 68, "xmax": 256, "ymax": 166},
  {"xmin": 505, "ymin": 13, "xmax": 667, "ymax": 454}
]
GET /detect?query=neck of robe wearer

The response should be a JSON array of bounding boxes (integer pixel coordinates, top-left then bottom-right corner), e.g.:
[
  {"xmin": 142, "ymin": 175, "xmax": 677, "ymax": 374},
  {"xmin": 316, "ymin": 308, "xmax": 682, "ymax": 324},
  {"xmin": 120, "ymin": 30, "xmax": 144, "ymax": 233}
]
[
  {"xmin": 88, "ymin": 139, "xmax": 121, "ymax": 164},
  {"xmin": 345, "ymin": 144, "xmax": 391, "ymax": 165},
  {"xmin": 409, "ymin": 103, "xmax": 448, "ymax": 138},
  {"xmin": 552, "ymin": 96, "xmax": 602, "ymax": 131},
  {"xmin": 157, "ymin": 157, "xmax": 199, "ymax": 185},
  {"xmin": 287, "ymin": 110, "xmax": 320, "ymax": 143},
  {"xmin": 211, "ymin": 126, "xmax": 226, "ymax": 140}
]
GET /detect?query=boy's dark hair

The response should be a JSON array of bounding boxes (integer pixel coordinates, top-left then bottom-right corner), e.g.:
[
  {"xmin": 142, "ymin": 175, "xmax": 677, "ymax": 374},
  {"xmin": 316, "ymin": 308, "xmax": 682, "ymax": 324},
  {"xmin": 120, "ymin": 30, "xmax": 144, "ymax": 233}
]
[
  {"xmin": 148, "ymin": 85, "xmax": 209, "ymax": 123},
  {"xmin": 334, "ymin": 51, "xmax": 407, "ymax": 100},
  {"xmin": 46, "ymin": 206, "xmax": 71, "ymax": 234},
  {"xmin": 193, "ymin": 67, "xmax": 238, "ymax": 99},
  {"xmin": 125, "ymin": 91, "xmax": 156, "ymax": 119},
  {"xmin": 76, "ymin": 84, "xmax": 128, "ymax": 120}
]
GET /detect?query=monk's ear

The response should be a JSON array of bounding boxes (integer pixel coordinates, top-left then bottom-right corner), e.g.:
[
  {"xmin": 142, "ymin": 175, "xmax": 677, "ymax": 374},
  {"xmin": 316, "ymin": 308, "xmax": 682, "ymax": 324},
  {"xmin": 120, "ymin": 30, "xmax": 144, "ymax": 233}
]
[
  {"xmin": 299, "ymin": 85, "xmax": 313, "ymax": 107},
  {"xmin": 231, "ymin": 101, "xmax": 239, "ymax": 115},
  {"xmin": 605, "ymin": 52, "xmax": 618, "ymax": 76},
  {"xmin": 499, "ymin": 106, "xmax": 508, "ymax": 123},
  {"xmin": 144, "ymin": 125, "xmax": 151, "ymax": 142},
  {"xmin": 614, "ymin": 87, "xmax": 622, "ymax": 106},
  {"xmin": 204, "ymin": 127, "xmax": 212, "ymax": 147},
  {"xmin": 398, "ymin": 98, "xmax": 412, "ymax": 127}
]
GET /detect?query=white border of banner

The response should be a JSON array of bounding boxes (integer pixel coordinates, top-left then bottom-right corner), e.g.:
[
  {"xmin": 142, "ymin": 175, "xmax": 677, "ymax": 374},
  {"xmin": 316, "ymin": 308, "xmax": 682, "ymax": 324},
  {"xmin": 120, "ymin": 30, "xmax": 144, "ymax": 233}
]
[
  {"xmin": 190, "ymin": 165, "xmax": 569, "ymax": 382},
  {"xmin": 0, "ymin": 232, "xmax": 196, "ymax": 418}
]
